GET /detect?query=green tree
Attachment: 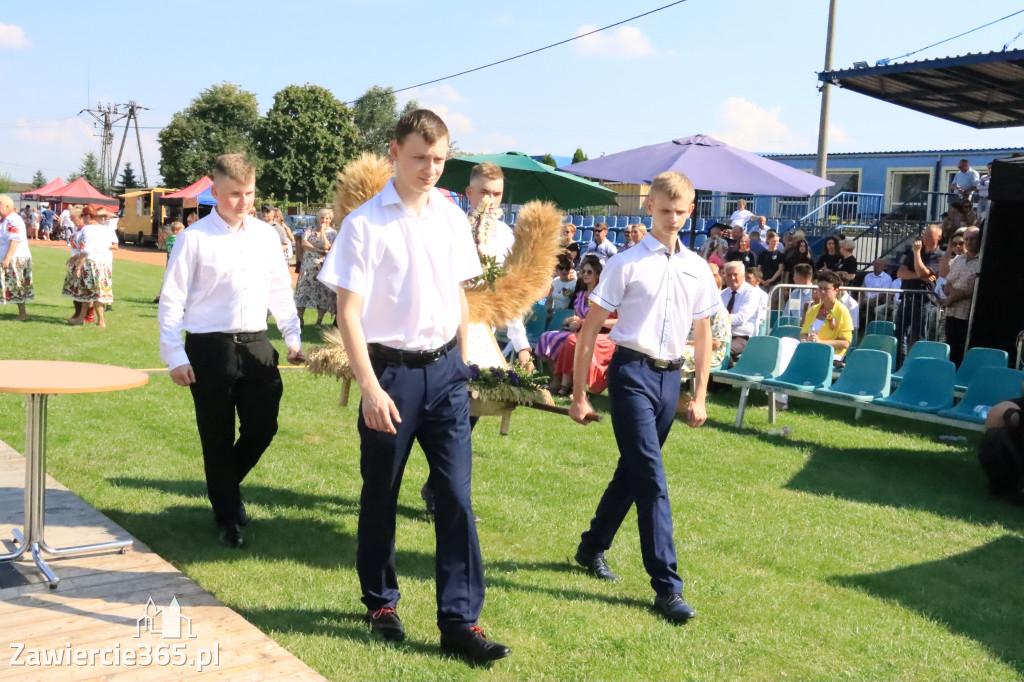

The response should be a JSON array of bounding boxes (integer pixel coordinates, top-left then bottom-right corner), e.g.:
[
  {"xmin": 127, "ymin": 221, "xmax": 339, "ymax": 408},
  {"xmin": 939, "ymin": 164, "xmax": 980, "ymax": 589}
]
[
  {"xmin": 118, "ymin": 162, "xmax": 140, "ymax": 190},
  {"xmin": 572, "ymin": 147, "xmax": 588, "ymax": 164},
  {"xmin": 0, "ymin": 172, "xmax": 13, "ymax": 194},
  {"xmin": 540, "ymin": 153, "xmax": 557, "ymax": 167},
  {"xmin": 254, "ymin": 84, "xmax": 359, "ymax": 204},
  {"xmin": 69, "ymin": 152, "xmax": 103, "ymax": 187},
  {"xmin": 158, "ymin": 83, "xmax": 260, "ymax": 187},
  {"xmin": 352, "ymin": 86, "xmax": 420, "ymax": 156},
  {"xmin": 31, "ymin": 170, "xmax": 47, "ymax": 187}
]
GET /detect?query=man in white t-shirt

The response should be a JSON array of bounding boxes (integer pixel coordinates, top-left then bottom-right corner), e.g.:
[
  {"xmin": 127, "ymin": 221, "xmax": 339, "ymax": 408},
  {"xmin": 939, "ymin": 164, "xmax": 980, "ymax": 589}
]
[
  {"xmin": 728, "ymin": 198, "xmax": 765, "ymax": 230},
  {"xmin": 950, "ymin": 159, "xmax": 980, "ymax": 201}
]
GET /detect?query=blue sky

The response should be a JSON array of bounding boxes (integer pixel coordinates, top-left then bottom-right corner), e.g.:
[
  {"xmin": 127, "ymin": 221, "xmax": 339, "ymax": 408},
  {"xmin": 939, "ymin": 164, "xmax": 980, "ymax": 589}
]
[{"xmin": 2, "ymin": 0, "xmax": 1023, "ymax": 185}]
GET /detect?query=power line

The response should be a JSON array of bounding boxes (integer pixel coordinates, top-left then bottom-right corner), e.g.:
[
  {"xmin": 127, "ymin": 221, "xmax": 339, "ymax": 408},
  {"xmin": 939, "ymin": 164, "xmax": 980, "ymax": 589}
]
[
  {"xmin": 876, "ymin": 8, "xmax": 1024, "ymax": 65},
  {"xmin": 345, "ymin": 0, "xmax": 689, "ymax": 104}
]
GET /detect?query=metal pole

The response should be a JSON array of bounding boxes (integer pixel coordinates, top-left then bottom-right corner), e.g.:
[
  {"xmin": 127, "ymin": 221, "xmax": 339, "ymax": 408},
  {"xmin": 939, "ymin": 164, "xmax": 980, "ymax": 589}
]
[
  {"xmin": 813, "ymin": 0, "xmax": 839, "ymax": 183},
  {"xmin": 134, "ymin": 106, "xmax": 149, "ymax": 187}
]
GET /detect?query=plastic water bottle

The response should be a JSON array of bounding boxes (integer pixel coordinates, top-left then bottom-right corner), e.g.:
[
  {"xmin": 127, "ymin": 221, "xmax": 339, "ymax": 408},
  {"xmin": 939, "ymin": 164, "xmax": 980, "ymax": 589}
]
[
  {"xmin": 938, "ymin": 434, "xmax": 968, "ymax": 442},
  {"xmin": 767, "ymin": 426, "xmax": 794, "ymax": 437},
  {"xmin": 973, "ymin": 405, "xmax": 991, "ymax": 420}
]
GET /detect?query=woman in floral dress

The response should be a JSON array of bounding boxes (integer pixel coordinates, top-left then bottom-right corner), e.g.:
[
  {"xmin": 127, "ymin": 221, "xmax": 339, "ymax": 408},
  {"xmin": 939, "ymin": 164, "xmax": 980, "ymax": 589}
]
[
  {"xmin": 67, "ymin": 205, "xmax": 118, "ymax": 327},
  {"xmin": 0, "ymin": 195, "xmax": 32, "ymax": 320},
  {"xmin": 294, "ymin": 208, "xmax": 338, "ymax": 326}
]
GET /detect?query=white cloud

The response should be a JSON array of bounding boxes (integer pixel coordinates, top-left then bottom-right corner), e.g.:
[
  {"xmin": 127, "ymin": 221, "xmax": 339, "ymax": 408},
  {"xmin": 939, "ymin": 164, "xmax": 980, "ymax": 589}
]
[
  {"xmin": 709, "ymin": 97, "xmax": 807, "ymax": 153},
  {"xmin": 421, "ymin": 84, "xmax": 464, "ymax": 104},
  {"xmin": 572, "ymin": 24, "xmax": 654, "ymax": 58},
  {"xmin": 0, "ymin": 23, "xmax": 31, "ymax": 50},
  {"xmin": 15, "ymin": 117, "xmax": 96, "ymax": 149},
  {"xmin": 709, "ymin": 97, "xmax": 855, "ymax": 153}
]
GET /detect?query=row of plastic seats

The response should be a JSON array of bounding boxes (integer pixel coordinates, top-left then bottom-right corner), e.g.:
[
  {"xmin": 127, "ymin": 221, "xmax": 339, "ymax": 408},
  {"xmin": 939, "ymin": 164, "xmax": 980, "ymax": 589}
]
[{"xmin": 717, "ymin": 336, "xmax": 1018, "ymax": 426}]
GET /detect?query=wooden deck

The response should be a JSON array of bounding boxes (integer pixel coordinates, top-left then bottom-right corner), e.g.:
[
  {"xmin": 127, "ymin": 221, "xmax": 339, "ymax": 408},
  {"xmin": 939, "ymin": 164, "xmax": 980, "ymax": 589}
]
[{"xmin": 0, "ymin": 440, "xmax": 326, "ymax": 681}]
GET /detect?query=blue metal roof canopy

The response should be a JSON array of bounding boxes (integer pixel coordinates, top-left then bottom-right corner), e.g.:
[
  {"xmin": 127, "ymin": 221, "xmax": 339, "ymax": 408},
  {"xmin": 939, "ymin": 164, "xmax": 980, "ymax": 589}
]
[{"xmin": 819, "ymin": 49, "xmax": 1024, "ymax": 129}]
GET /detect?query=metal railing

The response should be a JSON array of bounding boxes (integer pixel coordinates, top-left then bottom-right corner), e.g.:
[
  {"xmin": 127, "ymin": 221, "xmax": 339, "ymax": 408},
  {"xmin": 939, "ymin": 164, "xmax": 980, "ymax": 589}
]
[{"xmin": 764, "ymin": 283, "xmax": 951, "ymax": 360}]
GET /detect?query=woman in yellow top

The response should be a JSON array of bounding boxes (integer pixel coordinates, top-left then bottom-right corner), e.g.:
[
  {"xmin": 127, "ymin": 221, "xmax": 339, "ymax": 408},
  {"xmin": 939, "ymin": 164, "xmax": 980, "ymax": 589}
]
[{"xmin": 800, "ymin": 270, "xmax": 854, "ymax": 357}]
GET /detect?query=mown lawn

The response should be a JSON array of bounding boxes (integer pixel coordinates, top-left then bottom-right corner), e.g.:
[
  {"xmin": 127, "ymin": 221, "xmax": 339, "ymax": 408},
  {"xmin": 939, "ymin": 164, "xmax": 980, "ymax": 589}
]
[{"xmin": 1, "ymin": 246, "xmax": 1022, "ymax": 681}]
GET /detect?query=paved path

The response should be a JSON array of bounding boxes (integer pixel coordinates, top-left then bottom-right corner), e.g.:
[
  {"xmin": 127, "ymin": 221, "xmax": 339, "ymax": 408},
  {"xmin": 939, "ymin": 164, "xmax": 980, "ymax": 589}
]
[{"xmin": 0, "ymin": 439, "xmax": 326, "ymax": 681}]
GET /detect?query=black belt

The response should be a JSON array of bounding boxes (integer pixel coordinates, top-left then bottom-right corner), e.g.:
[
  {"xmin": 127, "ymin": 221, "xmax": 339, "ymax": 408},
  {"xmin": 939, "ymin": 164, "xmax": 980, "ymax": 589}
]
[
  {"xmin": 187, "ymin": 330, "xmax": 267, "ymax": 344},
  {"xmin": 615, "ymin": 346, "xmax": 685, "ymax": 371},
  {"xmin": 368, "ymin": 337, "xmax": 458, "ymax": 368}
]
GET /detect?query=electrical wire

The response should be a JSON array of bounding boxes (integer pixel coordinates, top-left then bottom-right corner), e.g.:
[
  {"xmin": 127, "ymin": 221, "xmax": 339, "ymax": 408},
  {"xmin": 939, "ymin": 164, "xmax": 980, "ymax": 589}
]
[
  {"xmin": 876, "ymin": 8, "xmax": 1024, "ymax": 65},
  {"xmin": 345, "ymin": 0, "xmax": 689, "ymax": 104}
]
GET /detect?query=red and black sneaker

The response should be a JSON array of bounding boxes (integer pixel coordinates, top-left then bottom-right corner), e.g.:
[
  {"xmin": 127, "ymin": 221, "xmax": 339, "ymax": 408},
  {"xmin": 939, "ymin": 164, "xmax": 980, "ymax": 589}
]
[
  {"xmin": 440, "ymin": 625, "xmax": 510, "ymax": 662},
  {"xmin": 365, "ymin": 606, "xmax": 404, "ymax": 642}
]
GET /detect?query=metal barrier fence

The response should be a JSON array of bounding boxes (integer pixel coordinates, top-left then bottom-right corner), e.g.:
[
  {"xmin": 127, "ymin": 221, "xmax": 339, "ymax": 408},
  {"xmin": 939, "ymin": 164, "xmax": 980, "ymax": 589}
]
[{"xmin": 765, "ymin": 283, "xmax": 955, "ymax": 360}]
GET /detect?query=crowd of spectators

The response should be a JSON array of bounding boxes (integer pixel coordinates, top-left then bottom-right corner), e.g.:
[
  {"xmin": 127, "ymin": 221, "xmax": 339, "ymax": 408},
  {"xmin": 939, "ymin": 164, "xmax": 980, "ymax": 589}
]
[{"xmin": 538, "ymin": 172, "xmax": 990, "ymax": 396}]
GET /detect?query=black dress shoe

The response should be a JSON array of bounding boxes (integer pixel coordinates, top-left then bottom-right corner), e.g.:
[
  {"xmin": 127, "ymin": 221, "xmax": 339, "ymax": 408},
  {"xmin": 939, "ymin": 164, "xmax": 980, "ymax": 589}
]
[
  {"xmin": 654, "ymin": 593, "xmax": 695, "ymax": 623},
  {"xmin": 365, "ymin": 607, "xmax": 405, "ymax": 642},
  {"xmin": 574, "ymin": 550, "xmax": 619, "ymax": 581},
  {"xmin": 440, "ymin": 626, "xmax": 510, "ymax": 662},
  {"xmin": 217, "ymin": 521, "xmax": 244, "ymax": 549}
]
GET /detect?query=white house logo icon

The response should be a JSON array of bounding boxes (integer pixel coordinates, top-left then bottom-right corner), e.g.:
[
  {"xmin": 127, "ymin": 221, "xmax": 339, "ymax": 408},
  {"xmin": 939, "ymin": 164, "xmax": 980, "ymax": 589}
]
[{"xmin": 135, "ymin": 597, "xmax": 197, "ymax": 639}]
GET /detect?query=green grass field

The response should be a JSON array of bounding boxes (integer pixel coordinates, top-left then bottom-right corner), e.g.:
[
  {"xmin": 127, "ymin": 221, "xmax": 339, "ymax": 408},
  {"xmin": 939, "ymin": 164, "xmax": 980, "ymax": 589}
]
[{"xmin": 1, "ymin": 246, "xmax": 1022, "ymax": 681}]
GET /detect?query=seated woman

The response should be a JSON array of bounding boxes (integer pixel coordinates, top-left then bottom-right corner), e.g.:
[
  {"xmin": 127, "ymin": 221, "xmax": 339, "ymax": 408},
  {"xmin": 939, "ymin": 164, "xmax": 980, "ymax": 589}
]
[
  {"xmin": 537, "ymin": 255, "xmax": 615, "ymax": 394},
  {"xmin": 800, "ymin": 270, "xmax": 854, "ymax": 358},
  {"xmin": 683, "ymin": 270, "xmax": 730, "ymax": 373}
]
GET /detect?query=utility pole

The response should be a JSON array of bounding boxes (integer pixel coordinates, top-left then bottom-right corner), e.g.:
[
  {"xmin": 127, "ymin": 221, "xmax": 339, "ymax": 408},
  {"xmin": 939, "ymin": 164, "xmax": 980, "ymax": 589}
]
[
  {"xmin": 81, "ymin": 101, "xmax": 150, "ymax": 189},
  {"xmin": 111, "ymin": 101, "xmax": 150, "ymax": 187},
  {"xmin": 813, "ymin": 0, "xmax": 838, "ymax": 185},
  {"xmin": 79, "ymin": 103, "xmax": 126, "ymax": 190}
]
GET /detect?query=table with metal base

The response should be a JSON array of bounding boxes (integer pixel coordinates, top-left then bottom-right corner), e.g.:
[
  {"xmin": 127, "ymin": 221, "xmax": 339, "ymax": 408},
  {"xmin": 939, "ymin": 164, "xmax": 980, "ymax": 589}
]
[{"xmin": 0, "ymin": 361, "xmax": 149, "ymax": 588}]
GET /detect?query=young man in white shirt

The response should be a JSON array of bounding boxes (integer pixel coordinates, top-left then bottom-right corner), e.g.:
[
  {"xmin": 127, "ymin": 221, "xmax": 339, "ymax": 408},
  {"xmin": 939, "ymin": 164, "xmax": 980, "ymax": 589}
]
[
  {"xmin": 318, "ymin": 110, "xmax": 509, "ymax": 662},
  {"xmin": 728, "ymin": 198, "xmax": 765, "ymax": 230},
  {"xmin": 569, "ymin": 171, "xmax": 721, "ymax": 624},
  {"xmin": 158, "ymin": 154, "xmax": 305, "ymax": 549}
]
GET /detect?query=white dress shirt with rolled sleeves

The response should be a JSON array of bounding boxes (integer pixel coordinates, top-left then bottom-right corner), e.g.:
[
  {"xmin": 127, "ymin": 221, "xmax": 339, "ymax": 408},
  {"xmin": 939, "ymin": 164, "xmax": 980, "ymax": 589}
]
[
  {"xmin": 721, "ymin": 281, "xmax": 760, "ymax": 338},
  {"xmin": 862, "ymin": 271, "xmax": 893, "ymax": 300},
  {"xmin": 158, "ymin": 210, "xmax": 302, "ymax": 371},
  {"xmin": 589, "ymin": 233, "xmax": 722, "ymax": 361},
  {"xmin": 318, "ymin": 179, "xmax": 482, "ymax": 351}
]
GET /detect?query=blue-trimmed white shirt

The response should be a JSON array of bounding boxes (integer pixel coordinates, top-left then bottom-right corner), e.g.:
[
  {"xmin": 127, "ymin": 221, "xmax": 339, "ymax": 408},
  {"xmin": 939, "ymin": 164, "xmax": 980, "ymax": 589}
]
[{"xmin": 589, "ymin": 233, "xmax": 722, "ymax": 361}]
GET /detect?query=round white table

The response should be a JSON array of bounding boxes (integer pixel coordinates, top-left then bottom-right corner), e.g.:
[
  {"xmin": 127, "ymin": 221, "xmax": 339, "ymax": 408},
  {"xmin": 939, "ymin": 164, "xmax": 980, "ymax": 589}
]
[{"xmin": 0, "ymin": 360, "xmax": 149, "ymax": 588}]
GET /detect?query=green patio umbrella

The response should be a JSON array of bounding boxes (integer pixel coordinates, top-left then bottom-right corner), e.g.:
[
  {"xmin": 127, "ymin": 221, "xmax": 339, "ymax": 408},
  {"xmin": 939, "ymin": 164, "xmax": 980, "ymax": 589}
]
[{"xmin": 436, "ymin": 152, "xmax": 617, "ymax": 209}]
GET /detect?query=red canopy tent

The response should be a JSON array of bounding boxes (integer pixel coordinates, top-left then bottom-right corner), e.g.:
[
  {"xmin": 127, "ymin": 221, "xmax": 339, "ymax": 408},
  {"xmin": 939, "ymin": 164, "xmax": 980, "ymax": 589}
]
[
  {"xmin": 21, "ymin": 177, "xmax": 66, "ymax": 200},
  {"xmin": 161, "ymin": 176, "xmax": 213, "ymax": 199},
  {"xmin": 35, "ymin": 177, "xmax": 118, "ymax": 206},
  {"xmin": 160, "ymin": 176, "xmax": 213, "ymax": 210}
]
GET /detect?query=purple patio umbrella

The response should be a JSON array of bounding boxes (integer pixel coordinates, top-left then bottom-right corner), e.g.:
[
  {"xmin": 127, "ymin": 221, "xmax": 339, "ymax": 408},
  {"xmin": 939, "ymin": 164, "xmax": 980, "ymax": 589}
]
[{"xmin": 560, "ymin": 134, "xmax": 833, "ymax": 197}]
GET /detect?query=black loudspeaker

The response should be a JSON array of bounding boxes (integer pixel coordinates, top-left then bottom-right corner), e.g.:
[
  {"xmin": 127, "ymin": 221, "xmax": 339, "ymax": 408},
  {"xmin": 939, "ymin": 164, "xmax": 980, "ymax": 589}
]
[{"xmin": 970, "ymin": 156, "xmax": 1024, "ymax": 361}]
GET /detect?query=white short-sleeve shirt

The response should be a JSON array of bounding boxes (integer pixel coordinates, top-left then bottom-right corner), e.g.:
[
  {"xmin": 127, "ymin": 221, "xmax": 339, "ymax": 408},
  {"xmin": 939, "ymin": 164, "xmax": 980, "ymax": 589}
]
[
  {"xmin": 589, "ymin": 233, "xmax": 722, "ymax": 361},
  {"xmin": 0, "ymin": 212, "xmax": 30, "ymax": 259},
  {"xmin": 80, "ymin": 224, "xmax": 119, "ymax": 264},
  {"xmin": 318, "ymin": 179, "xmax": 483, "ymax": 351},
  {"xmin": 729, "ymin": 209, "xmax": 754, "ymax": 227}
]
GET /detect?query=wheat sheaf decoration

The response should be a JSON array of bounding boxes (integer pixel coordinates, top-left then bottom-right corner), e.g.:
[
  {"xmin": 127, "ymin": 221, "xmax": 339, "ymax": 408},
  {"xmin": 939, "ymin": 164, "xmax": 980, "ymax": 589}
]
[
  {"xmin": 332, "ymin": 152, "xmax": 393, "ymax": 224},
  {"xmin": 465, "ymin": 200, "xmax": 563, "ymax": 328}
]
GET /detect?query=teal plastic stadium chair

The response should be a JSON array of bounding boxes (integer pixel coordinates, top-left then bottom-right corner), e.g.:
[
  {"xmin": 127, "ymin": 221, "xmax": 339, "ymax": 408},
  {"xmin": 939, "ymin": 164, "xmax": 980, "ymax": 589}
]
[
  {"xmin": 938, "ymin": 367, "xmax": 1024, "ymax": 423},
  {"xmin": 814, "ymin": 349, "xmax": 891, "ymax": 401},
  {"xmin": 865, "ymin": 319, "xmax": 896, "ymax": 337},
  {"xmin": 954, "ymin": 347, "xmax": 1009, "ymax": 390},
  {"xmin": 710, "ymin": 341, "xmax": 731, "ymax": 372},
  {"xmin": 524, "ymin": 303, "xmax": 548, "ymax": 346},
  {"xmin": 715, "ymin": 335, "xmax": 782, "ymax": 381},
  {"xmin": 546, "ymin": 308, "xmax": 576, "ymax": 332},
  {"xmin": 892, "ymin": 340, "xmax": 950, "ymax": 382},
  {"xmin": 857, "ymin": 334, "xmax": 898, "ymax": 370},
  {"xmin": 770, "ymin": 325, "xmax": 802, "ymax": 340},
  {"xmin": 761, "ymin": 342, "xmax": 835, "ymax": 392},
  {"xmin": 875, "ymin": 358, "xmax": 955, "ymax": 413}
]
